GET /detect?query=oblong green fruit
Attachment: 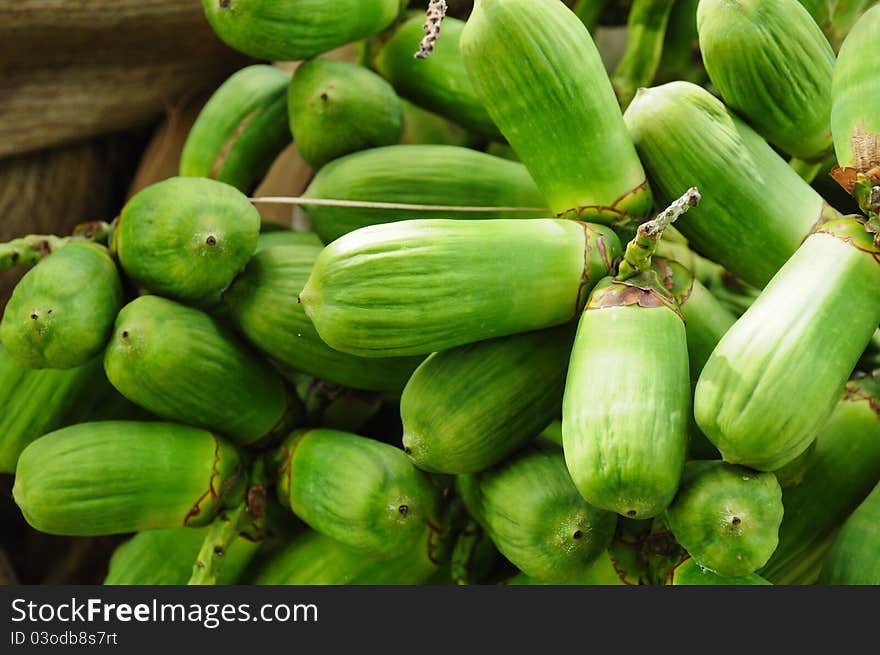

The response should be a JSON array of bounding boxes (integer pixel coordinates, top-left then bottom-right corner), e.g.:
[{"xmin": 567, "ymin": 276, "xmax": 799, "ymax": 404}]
[
  {"xmin": 180, "ymin": 65, "xmax": 292, "ymax": 194},
  {"xmin": 819, "ymin": 481, "xmax": 880, "ymax": 585},
  {"xmin": 694, "ymin": 218, "xmax": 880, "ymax": 471},
  {"xmin": 13, "ymin": 421, "xmax": 246, "ymax": 536},
  {"xmin": 624, "ymin": 81, "xmax": 840, "ymax": 288},
  {"xmin": 104, "ymin": 295, "xmax": 295, "ymax": 446},
  {"xmin": 400, "ymin": 324, "xmax": 576, "ymax": 474},
  {"xmin": 275, "ymin": 429, "xmax": 442, "ymax": 558},
  {"xmin": 670, "ymin": 558, "xmax": 772, "ymax": 586},
  {"xmin": 104, "ymin": 527, "xmax": 259, "ymax": 586},
  {"xmin": 665, "ymin": 461, "xmax": 783, "ymax": 577},
  {"xmin": 300, "ymin": 144, "xmax": 547, "ymax": 244},
  {"xmin": 222, "ymin": 244, "xmax": 423, "ymax": 393},
  {"xmin": 249, "ymin": 529, "xmax": 441, "ymax": 585},
  {"xmin": 831, "ymin": 5, "xmax": 880, "ymax": 173},
  {"xmin": 0, "ymin": 344, "xmax": 119, "ymax": 473},
  {"xmin": 1, "ymin": 242, "xmax": 123, "ymax": 369},
  {"xmin": 300, "ymin": 218, "xmax": 621, "ymax": 357},
  {"xmin": 288, "ymin": 58, "xmax": 402, "ymax": 170},
  {"xmin": 562, "ymin": 274, "xmax": 691, "ymax": 519},
  {"xmin": 697, "ymin": 0, "xmax": 836, "ymax": 160},
  {"xmin": 201, "ymin": 0, "xmax": 406, "ymax": 61},
  {"xmin": 374, "ymin": 15, "xmax": 501, "ymax": 140},
  {"xmin": 113, "ymin": 177, "xmax": 260, "ymax": 304},
  {"xmin": 457, "ymin": 441, "xmax": 618, "ymax": 581},
  {"xmin": 760, "ymin": 374, "xmax": 880, "ymax": 584},
  {"xmin": 461, "ymin": 0, "xmax": 652, "ymax": 227}
]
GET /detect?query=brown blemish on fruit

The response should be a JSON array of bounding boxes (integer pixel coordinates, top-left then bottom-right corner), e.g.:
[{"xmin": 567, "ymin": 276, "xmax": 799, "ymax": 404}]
[
  {"xmin": 206, "ymin": 235, "xmax": 217, "ymax": 247},
  {"xmin": 573, "ymin": 530, "xmax": 583, "ymax": 540},
  {"xmin": 731, "ymin": 517, "xmax": 742, "ymax": 526},
  {"xmin": 626, "ymin": 510, "xmax": 638, "ymax": 517},
  {"xmin": 247, "ymin": 484, "xmax": 267, "ymax": 520},
  {"xmin": 398, "ymin": 504, "xmax": 409, "ymax": 516},
  {"xmin": 219, "ymin": 0, "xmax": 230, "ymax": 8},
  {"xmin": 184, "ymin": 434, "xmax": 224, "ymax": 526},
  {"xmin": 560, "ymin": 180, "xmax": 652, "ymax": 227},
  {"xmin": 210, "ymin": 108, "xmax": 259, "ymax": 179}
]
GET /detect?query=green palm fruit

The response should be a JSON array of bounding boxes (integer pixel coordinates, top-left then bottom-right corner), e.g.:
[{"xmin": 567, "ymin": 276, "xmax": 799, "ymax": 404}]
[
  {"xmin": 179, "ymin": 65, "xmax": 292, "ymax": 194},
  {"xmin": 288, "ymin": 58, "xmax": 403, "ymax": 170},
  {"xmin": 300, "ymin": 144, "xmax": 547, "ymax": 244},
  {"xmin": 760, "ymin": 373, "xmax": 880, "ymax": 584},
  {"xmin": 222, "ymin": 243, "xmax": 423, "ymax": 393},
  {"xmin": 1, "ymin": 242, "xmax": 123, "ymax": 369},
  {"xmin": 624, "ymin": 81, "xmax": 840, "ymax": 288},
  {"xmin": 373, "ymin": 16, "xmax": 501, "ymax": 140},
  {"xmin": 819, "ymin": 481, "xmax": 880, "ymax": 585},
  {"xmin": 104, "ymin": 527, "xmax": 259, "ymax": 586},
  {"xmin": 460, "ymin": 0, "xmax": 653, "ymax": 228},
  {"xmin": 563, "ymin": 273, "xmax": 691, "ymax": 519},
  {"xmin": 665, "ymin": 461, "xmax": 783, "ymax": 577},
  {"xmin": 457, "ymin": 441, "xmax": 618, "ymax": 581},
  {"xmin": 831, "ymin": 6, "xmax": 880, "ymax": 178},
  {"xmin": 399, "ymin": 99, "xmax": 475, "ymax": 147},
  {"xmin": 652, "ymin": 256, "xmax": 736, "ymax": 459},
  {"xmin": 104, "ymin": 295, "xmax": 296, "ymax": 446},
  {"xmin": 697, "ymin": 0, "xmax": 836, "ymax": 161},
  {"xmin": 400, "ymin": 325, "xmax": 575, "ymax": 474},
  {"xmin": 13, "ymin": 421, "xmax": 246, "ymax": 536},
  {"xmin": 113, "ymin": 177, "xmax": 261, "ymax": 305},
  {"xmin": 275, "ymin": 428, "xmax": 442, "ymax": 558},
  {"xmin": 300, "ymin": 218, "xmax": 621, "ymax": 357},
  {"xmin": 503, "ymin": 550, "xmax": 625, "ymax": 585},
  {"xmin": 201, "ymin": 0, "xmax": 406, "ymax": 61},
  {"xmin": 670, "ymin": 558, "xmax": 772, "ymax": 586},
  {"xmin": 695, "ymin": 217, "xmax": 880, "ymax": 471},
  {"xmin": 0, "ymin": 344, "xmax": 121, "ymax": 473},
  {"xmin": 256, "ymin": 230, "xmax": 324, "ymax": 251},
  {"xmin": 250, "ymin": 530, "xmax": 442, "ymax": 585},
  {"xmin": 827, "ymin": 0, "xmax": 878, "ymax": 50}
]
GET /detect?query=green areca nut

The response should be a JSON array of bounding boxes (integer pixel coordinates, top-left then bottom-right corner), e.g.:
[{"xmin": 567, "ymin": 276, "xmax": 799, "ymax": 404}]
[
  {"xmin": 180, "ymin": 65, "xmax": 292, "ymax": 194},
  {"xmin": 201, "ymin": 0, "xmax": 407, "ymax": 62},
  {"xmin": 698, "ymin": 0, "xmax": 835, "ymax": 160},
  {"xmin": 562, "ymin": 274, "xmax": 691, "ymax": 519},
  {"xmin": 695, "ymin": 218, "xmax": 880, "ymax": 471},
  {"xmin": 458, "ymin": 441, "xmax": 617, "ymax": 581},
  {"xmin": 400, "ymin": 324, "xmax": 576, "ymax": 475},
  {"xmin": 819, "ymin": 481, "xmax": 880, "ymax": 585},
  {"xmin": 113, "ymin": 177, "xmax": 260, "ymax": 304},
  {"xmin": 461, "ymin": 0, "xmax": 653, "ymax": 228},
  {"xmin": 300, "ymin": 144, "xmax": 547, "ymax": 244},
  {"xmin": 1, "ymin": 242, "xmax": 123, "ymax": 369},
  {"xmin": 300, "ymin": 218, "xmax": 621, "ymax": 358},
  {"xmin": 665, "ymin": 461, "xmax": 784, "ymax": 577},
  {"xmin": 374, "ymin": 15, "xmax": 501, "ymax": 140},
  {"xmin": 104, "ymin": 295, "xmax": 296, "ymax": 446},
  {"xmin": 624, "ymin": 81, "xmax": 841, "ymax": 288},
  {"xmin": 275, "ymin": 428, "xmax": 442, "ymax": 559},
  {"xmin": 13, "ymin": 421, "xmax": 246, "ymax": 536},
  {"xmin": 223, "ymin": 243, "xmax": 423, "ymax": 393},
  {"xmin": 288, "ymin": 58, "xmax": 403, "ymax": 170}
]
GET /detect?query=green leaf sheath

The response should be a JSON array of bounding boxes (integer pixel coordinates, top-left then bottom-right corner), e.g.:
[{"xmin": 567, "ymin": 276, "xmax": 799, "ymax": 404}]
[
  {"xmin": 624, "ymin": 81, "xmax": 840, "ymax": 289},
  {"xmin": 301, "ymin": 144, "xmax": 547, "ymax": 244},
  {"xmin": 288, "ymin": 58, "xmax": 403, "ymax": 170},
  {"xmin": 698, "ymin": 0, "xmax": 835, "ymax": 161},
  {"xmin": 819, "ymin": 481, "xmax": 880, "ymax": 585},
  {"xmin": 665, "ymin": 462, "xmax": 783, "ymax": 577},
  {"xmin": 201, "ymin": 0, "xmax": 406, "ymax": 61},
  {"xmin": 458, "ymin": 442, "xmax": 617, "ymax": 581},
  {"xmin": 104, "ymin": 527, "xmax": 259, "ymax": 586},
  {"xmin": 563, "ymin": 277, "xmax": 691, "ymax": 519},
  {"xmin": 695, "ymin": 221, "xmax": 880, "ymax": 471},
  {"xmin": 400, "ymin": 324, "xmax": 576, "ymax": 475},
  {"xmin": 275, "ymin": 429, "xmax": 442, "ymax": 559},
  {"xmin": 223, "ymin": 243, "xmax": 423, "ymax": 394},
  {"xmin": 299, "ymin": 218, "xmax": 621, "ymax": 358},
  {"xmin": 104, "ymin": 295, "xmax": 294, "ymax": 446},
  {"xmin": 13, "ymin": 421, "xmax": 246, "ymax": 536},
  {"xmin": 179, "ymin": 64, "xmax": 292, "ymax": 194},
  {"xmin": 759, "ymin": 374, "xmax": 880, "ymax": 584},
  {"xmin": 612, "ymin": 0, "xmax": 676, "ymax": 109},
  {"xmin": 114, "ymin": 177, "xmax": 260, "ymax": 304},
  {"xmin": 461, "ymin": 0, "xmax": 653, "ymax": 227},
  {"xmin": 374, "ymin": 16, "xmax": 502, "ymax": 140}
]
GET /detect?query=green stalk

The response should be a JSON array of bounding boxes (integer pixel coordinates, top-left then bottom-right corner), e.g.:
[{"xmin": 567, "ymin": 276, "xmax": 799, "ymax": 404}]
[{"xmin": 612, "ymin": 0, "xmax": 676, "ymax": 109}]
